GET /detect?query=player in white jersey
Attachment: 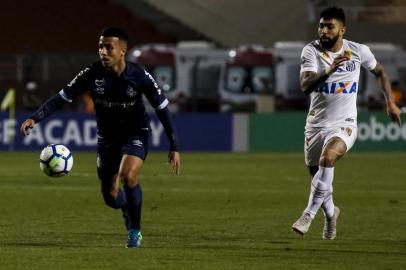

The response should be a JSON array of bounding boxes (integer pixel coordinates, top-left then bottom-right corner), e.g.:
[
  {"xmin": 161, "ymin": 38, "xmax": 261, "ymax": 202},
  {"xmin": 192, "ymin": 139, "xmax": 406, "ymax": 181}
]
[{"xmin": 292, "ymin": 6, "xmax": 401, "ymax": 240}]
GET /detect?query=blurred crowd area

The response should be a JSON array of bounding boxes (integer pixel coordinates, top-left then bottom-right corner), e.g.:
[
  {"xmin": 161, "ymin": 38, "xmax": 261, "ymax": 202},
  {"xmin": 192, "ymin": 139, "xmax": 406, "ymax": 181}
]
[
  {"xmin": 1, "ymin": 42, "xmax": 406, "ymax": 114},
  {"xmin": 1, "ymin": 0, "xmax": 406, "ymax": 113},
  {"xmin": 0, "ymin": 54, "xmax": 97, "ymax": 113}
]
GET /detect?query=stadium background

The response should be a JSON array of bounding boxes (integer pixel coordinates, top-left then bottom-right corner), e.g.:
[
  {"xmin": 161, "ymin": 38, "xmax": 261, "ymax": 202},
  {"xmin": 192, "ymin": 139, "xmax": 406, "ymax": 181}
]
[{"xmin": 1, "ymin": 0, "xmax": 406, "ymax": 152}]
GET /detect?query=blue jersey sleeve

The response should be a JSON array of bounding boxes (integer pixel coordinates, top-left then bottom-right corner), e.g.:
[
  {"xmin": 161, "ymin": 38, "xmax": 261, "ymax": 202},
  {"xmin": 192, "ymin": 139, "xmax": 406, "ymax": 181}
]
[
  {"xmin": 30, "ymin": 94, "xmax": 68, "ymax": 123},
  {"xmin": 155, "ymin": 107, "xmax": 180, "ymax": 151},
  {"xmin": 30, "ymin": 66, "xmax": 93, "ymax": 123},
  {"xmin": 141, "ymin": 69, "xmax": 179, "ymax": 151},
  {"xmin": 141, "ymin": 69, "xmax": 169, "ymax": 110},
  {"xmin": 59, "ymin": 66, "xmax": 92, "ymax": 102}
]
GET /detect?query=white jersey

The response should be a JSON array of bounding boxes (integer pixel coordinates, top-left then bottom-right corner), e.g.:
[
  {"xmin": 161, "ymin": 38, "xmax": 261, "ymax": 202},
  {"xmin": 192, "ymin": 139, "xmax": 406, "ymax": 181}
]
[{"xmin": 300, "ymin": 39, "xmax": 377, "ymax": 128}]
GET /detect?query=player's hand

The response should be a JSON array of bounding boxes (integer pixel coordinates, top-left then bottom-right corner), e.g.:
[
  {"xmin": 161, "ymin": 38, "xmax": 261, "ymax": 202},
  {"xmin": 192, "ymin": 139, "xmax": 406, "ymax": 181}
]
[
  {"xmin": 327, "ymin": 55, "xmax": 350, "ymax": 75},
  {"xmin": 386, "ymin": 101, "xmax": 402, "ymax": 126},
  {"xmin": 168, "ymin": 151, "xmax": 181, "ymax": 175},
  {"xmin": 20, "ymin": 119, "xmax": 36, "ymax": 136}
]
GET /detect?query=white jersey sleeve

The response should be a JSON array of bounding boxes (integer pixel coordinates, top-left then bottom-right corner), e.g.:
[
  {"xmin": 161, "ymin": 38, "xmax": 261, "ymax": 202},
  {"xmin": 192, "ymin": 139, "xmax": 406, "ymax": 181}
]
[
  {"xmin": 359, "ymin": 44, "xmax": 377, "ymax": 70},
  {"xmin": 300, "ymin": 44, "xmax": 318, "ymax": 73}
]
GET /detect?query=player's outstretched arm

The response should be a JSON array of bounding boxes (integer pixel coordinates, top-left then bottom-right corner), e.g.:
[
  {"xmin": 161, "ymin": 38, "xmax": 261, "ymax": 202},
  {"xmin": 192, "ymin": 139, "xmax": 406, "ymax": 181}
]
[
  {"xmin": 20, "ymin": 119, "xmax": 36, "ymax": 136},
  {"xmin": 300, "ymin": 55, "xmax": 350, "ymax": 94},
  {"xmin": 20, "ymin": 93, "xmax": 69, "ymax": 136},
  {"xmin": 371, "ymin": 63, "xmax": 402, "ymax": 126}
]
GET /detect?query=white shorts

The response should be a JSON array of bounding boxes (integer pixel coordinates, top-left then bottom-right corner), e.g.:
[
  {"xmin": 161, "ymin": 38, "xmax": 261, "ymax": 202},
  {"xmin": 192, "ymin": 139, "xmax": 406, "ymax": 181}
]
[{"xmin": 304, "ymin": 125, "xmax": 357, "ymax": 166}]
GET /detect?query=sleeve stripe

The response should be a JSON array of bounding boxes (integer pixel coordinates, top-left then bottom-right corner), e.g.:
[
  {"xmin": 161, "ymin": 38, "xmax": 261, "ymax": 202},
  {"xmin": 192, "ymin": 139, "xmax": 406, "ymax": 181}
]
[
  {"xmin": 368, "ymin": 59, "xmax": 377, "ymax": 71},
  {"xmin": 59, "ymin": 90, "xmax": 73, "ymax": 102},
  {"xmin": 155, "ymin": 99, "xmax": 169, "ymax": 110}
]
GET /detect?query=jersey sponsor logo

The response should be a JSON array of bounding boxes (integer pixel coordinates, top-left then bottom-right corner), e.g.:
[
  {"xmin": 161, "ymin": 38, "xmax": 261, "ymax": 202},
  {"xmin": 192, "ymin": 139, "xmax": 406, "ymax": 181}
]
[
  {"xmin": 67, "ymin": 67, "xmax": 90, "ymax": 88},
  {"xmin": 93, "ymin": 98, "xmax": 136, "ymax": 108},
  {"xmin": 95, "ymin": 87, "xmax": 105, "ymax": 94},
  {"xmin": 319, "ymin": 82, "xmax": 357, "ymax": 94}
]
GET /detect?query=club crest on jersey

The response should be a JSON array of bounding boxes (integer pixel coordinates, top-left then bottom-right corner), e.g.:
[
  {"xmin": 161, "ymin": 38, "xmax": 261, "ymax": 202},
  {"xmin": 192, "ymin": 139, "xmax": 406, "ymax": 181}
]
[
  {"xmin": 126, "ymin": 86, "xmax": 137, "ymax": 97},
  {"xmin": 319, "ymin": 82, "xmax": 357, "ymax": 94},
  {"xmin": 345, "ymin": 127, "xmax": 352, "ymax": 136},
  {"xmin": 345, "ymin": 61, "xmax": 356, "ymax": 72},
  {"xmin": 95, "ymin": 78, "xmax": 105, "ymax": 86}
]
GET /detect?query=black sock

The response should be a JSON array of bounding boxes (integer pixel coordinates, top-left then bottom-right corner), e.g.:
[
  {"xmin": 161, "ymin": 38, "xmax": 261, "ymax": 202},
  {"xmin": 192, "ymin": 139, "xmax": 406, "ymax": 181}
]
[
  {"xmin": 125, "ymin": 184, "xmax": 142, "ymax": 231},
  {"xmin": 116, "ymin": 189, "xmax": 127, "ymax": 208}
]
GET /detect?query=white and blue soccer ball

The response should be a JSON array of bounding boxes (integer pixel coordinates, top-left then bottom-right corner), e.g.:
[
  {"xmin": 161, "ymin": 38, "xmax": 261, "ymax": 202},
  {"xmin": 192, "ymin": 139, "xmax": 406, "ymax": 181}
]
[{"xmin": 39, "ymin": 144, "xmax": 73, "ymax": 177}]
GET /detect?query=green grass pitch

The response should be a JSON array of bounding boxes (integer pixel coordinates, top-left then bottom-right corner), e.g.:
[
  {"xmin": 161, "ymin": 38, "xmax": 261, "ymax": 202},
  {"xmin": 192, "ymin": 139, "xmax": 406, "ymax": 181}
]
[{"xmin": 0, "ymin": 151, "xmax": 405, "ymax": 269}]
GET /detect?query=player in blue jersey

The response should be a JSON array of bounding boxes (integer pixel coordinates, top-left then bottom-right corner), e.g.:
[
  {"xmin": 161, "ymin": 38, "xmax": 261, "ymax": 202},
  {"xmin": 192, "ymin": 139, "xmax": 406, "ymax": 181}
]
[{"xmin": 20, "ymin": 27, "xmax": 181, "ymax": 248}]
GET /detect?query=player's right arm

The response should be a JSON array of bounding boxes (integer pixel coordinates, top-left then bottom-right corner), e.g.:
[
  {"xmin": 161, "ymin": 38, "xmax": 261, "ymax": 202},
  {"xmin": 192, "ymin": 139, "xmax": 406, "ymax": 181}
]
[
  {"xmin": 20, "ymin": 66, "xmax": 92, "ymax": 136},
  {"xmin": 300, "ymin": 45, "xmax": 349, "ymax": 94},
  {"xmin": 20, "ymin": 94, "xmax": 68, "ymax": 136}
]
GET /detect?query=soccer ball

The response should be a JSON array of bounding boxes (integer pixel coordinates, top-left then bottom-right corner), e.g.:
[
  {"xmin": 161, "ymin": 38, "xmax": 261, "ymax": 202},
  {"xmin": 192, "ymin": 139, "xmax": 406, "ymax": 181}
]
[{"xmin": 39, "ymin": 144, "xmax": 73, "ymax": 177}]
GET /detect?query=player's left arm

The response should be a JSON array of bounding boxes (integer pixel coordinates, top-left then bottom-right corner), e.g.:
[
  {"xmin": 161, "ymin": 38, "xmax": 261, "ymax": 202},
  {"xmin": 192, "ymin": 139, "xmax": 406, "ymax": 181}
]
[
  {"xmin": 155, "ymin": 107, "xmax": 181, "ymax": 175},
  {"xmin": 142, "ymin": 71, "xmax": 181, "ymax": 175},
  {"xmin": 370, "ymin": 63, "xmax": 402, "ymax": 126}
]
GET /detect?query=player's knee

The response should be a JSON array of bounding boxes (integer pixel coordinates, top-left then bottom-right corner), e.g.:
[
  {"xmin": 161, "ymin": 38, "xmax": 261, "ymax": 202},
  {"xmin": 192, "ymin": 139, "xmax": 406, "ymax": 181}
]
[
  {"xmin": 319, "ymin": 152, "xmax": 337, "ymax": 167},
  {"xmin": 120, "ymin": 171, "xmax": 138, "ymax": 188}
]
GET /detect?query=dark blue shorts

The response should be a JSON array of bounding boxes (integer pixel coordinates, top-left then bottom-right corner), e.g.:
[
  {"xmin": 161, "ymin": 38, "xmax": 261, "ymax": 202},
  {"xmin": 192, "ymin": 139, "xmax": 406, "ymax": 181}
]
[{"xmin": 96, "ymin": 132, "xmax": 149, "ymax": 181}]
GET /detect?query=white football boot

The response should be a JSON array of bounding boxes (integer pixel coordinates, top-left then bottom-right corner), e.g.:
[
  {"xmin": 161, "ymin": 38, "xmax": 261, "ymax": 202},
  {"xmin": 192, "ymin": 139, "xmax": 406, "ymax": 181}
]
[
  {"xmin": 323, "ymin": 206, "xmax": 340, "ymax": 240},
  {"xmin": 292, "ymin": 212, "xmax": 313, "ymax": 235}
]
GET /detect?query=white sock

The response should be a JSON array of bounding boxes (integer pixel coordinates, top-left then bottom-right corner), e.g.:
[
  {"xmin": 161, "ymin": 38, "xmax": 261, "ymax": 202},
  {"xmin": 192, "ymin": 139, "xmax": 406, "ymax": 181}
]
[
  {"xmin": 322, "ymin": 187, "xmax": 335, "ymax": 218},
  {"xmin": 304, "ymin": 166, "xmax": 334, "ymax": 218}
]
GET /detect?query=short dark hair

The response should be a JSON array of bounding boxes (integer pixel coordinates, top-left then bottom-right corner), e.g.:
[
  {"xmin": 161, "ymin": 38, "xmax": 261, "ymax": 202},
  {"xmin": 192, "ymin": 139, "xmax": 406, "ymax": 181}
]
[
  {"xmin": 100, "ymin": 27, "xmax": 128, "ymax": 42},
  {"xmin": 320, "ymin": 6, "xmax": 346, "ymax": 25}
]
